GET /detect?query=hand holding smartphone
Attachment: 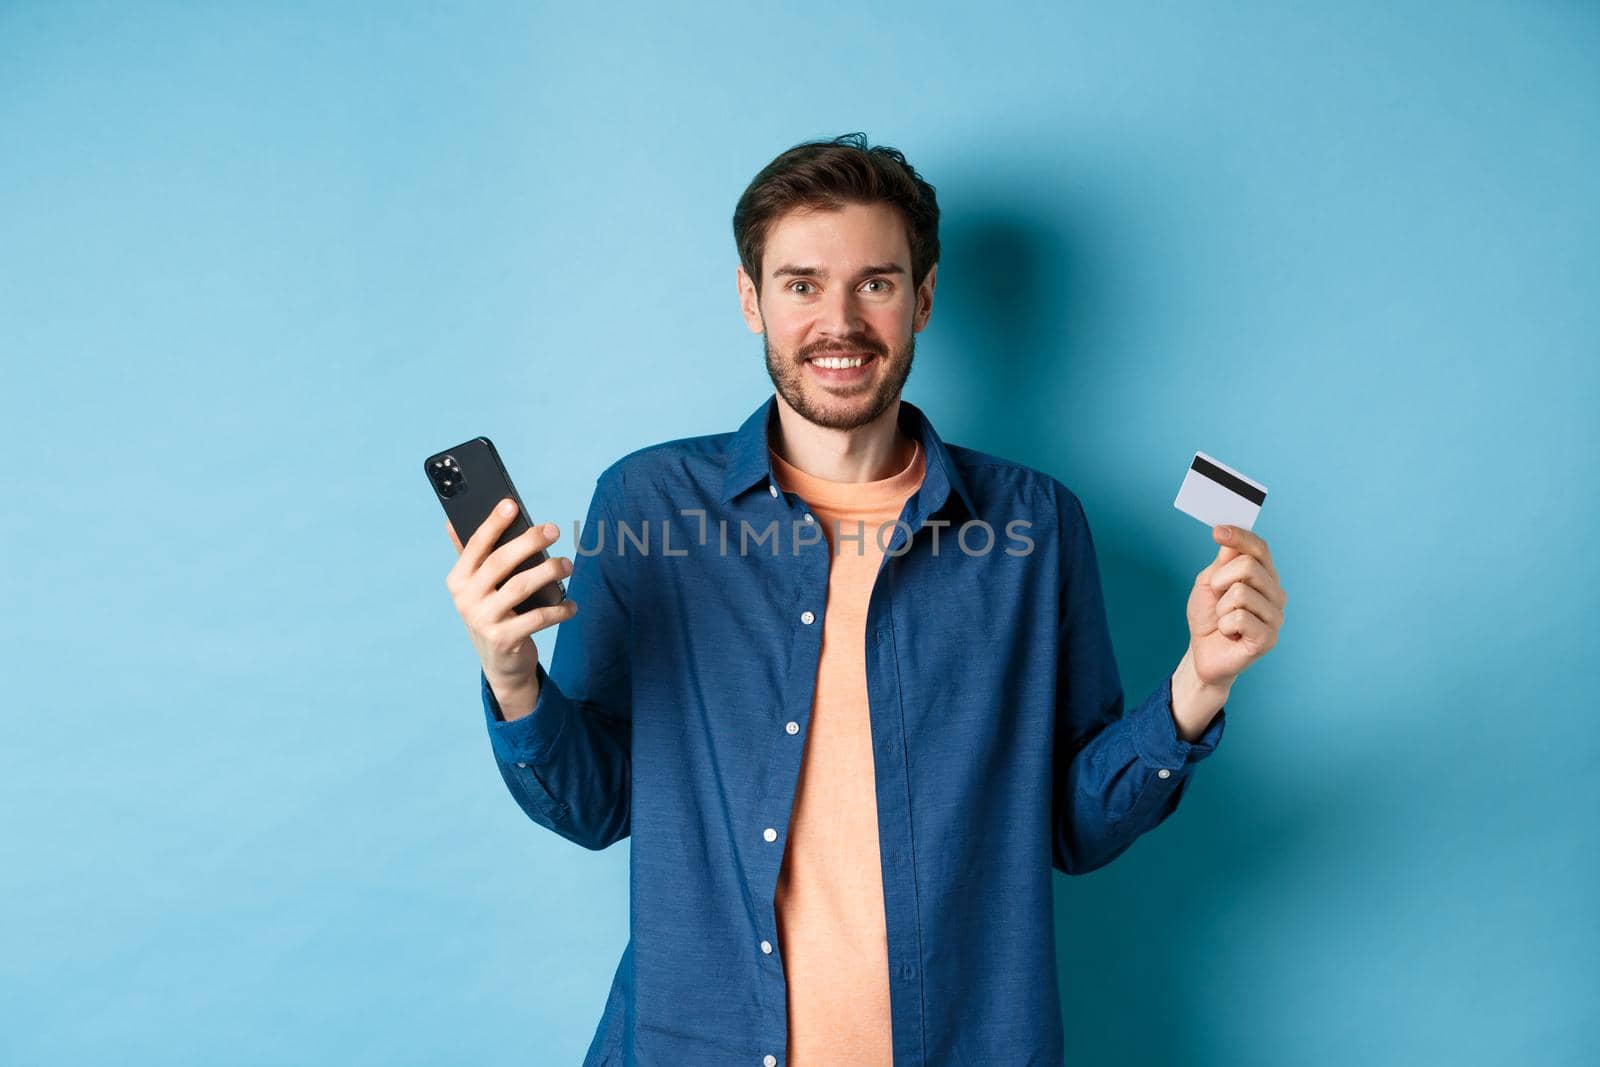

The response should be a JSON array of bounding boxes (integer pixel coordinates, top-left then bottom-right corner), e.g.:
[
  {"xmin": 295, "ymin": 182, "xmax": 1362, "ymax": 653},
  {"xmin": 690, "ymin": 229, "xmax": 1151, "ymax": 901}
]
[{"xmin": 426, "ymin": 437, "xmax": 578, "ymax": 716}]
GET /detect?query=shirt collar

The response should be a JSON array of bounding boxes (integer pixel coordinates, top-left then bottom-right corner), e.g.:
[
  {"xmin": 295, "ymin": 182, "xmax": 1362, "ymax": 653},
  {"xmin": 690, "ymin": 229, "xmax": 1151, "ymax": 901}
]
[{"xmin": 719, "ymin": 393, "xmax": 977, "ymax": 521}]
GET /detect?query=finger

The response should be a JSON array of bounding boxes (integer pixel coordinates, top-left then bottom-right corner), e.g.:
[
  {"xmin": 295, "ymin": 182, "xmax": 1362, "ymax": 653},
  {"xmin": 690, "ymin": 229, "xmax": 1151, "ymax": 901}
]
[
  {"xmin": 494, "ymin": 596, "xmax": 581, "ymax": 646},
  {"xmin": 1216, "ymin": 580, "xmax": 1282, "ymax": 629},
  {"xmin": 1196, "ymin": 543, "xmax": 1239, "ymax": 591},
  {"xmin": 1218, "ymin": 605, "xmax": 1272, "ymax": 646},
  {"xmin": 455, "ymin": 497, "xmax": 521, "ymax": 580},
  {"xmin": 480, "ymin": 554, "xmax": 573, "ymax": 621},
  {"xmin": 1215, "ymin": 525, "xmax": 1277, "ymax": 582},
  {"xmin": 446, "ymin": 519, "xmax": 463, "ymax": 555},
  {"xmin": 1209, "ymin": 555, "xmax": 1285, "ymax": 607},
  {"xmin": 475, "ymin": 520, "xmax": 562, "ymax": 599},
  {"xmin": 1197, "ymin": 542, "xmax": 1239, "ymax": 586}
]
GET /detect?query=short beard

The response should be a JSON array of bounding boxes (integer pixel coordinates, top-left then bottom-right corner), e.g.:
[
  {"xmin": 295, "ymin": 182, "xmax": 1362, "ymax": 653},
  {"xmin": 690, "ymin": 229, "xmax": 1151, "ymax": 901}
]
[{"xmin": 763, "ymin": 330, "xmax": 917, "ymax": 432}]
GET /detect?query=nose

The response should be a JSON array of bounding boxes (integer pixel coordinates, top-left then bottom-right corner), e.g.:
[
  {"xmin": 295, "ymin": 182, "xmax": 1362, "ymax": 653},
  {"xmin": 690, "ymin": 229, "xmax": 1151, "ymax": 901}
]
[{"xmin": 817, "ymin": 285, "xmax": 867, "ymax": 340}]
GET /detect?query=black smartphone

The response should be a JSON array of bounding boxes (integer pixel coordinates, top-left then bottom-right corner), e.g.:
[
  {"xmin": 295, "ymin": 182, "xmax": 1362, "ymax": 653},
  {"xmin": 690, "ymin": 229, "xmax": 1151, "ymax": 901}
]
[{"xmin": 423, "ymin": 436, "xmax": 567, "ymax": 612}]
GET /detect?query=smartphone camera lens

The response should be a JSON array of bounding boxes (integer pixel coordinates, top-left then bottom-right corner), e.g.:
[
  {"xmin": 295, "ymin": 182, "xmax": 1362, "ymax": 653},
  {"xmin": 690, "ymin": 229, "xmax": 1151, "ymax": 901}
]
[{"xmin": 429, "ymin": 456, "xmax": 466, "ymax": 499}]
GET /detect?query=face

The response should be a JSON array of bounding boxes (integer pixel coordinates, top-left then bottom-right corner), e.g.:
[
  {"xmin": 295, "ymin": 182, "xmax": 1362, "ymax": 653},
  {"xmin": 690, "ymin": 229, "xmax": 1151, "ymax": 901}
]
[{"xmin": 737, "ymin": 200, "xmax": 937, "ymax": 432}]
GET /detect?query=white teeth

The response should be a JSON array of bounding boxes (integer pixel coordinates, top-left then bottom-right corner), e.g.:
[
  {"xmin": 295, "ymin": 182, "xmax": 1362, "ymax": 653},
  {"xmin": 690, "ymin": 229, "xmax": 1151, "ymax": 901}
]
[{"xmin": 811, "ymin": 356, "xmax": 867, "ymax": 369}]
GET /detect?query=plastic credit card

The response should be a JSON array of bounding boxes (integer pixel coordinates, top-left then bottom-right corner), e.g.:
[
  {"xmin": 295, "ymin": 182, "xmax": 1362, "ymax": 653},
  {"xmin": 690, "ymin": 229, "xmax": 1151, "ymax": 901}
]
[{"xmin": 1173, "ymin": 451, "xmax": 1267, "ymax": 531}]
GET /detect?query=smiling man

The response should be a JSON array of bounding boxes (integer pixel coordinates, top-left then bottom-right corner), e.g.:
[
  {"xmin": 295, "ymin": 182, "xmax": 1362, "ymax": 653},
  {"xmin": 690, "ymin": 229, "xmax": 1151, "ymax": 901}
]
[{"xmin": 447, "ymin": 132, "xmax": 1287, "ymax": 1065}]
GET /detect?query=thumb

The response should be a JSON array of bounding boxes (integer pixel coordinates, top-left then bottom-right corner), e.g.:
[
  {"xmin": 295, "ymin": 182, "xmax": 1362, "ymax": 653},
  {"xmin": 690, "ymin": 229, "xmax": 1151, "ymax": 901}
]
[
  {"xmin": 1203, "ymin": 542, "xmax": 1238, "ymax": 582},
  {"xmin": 1211, "ymin": 525, "xmax": 1241, "ymax": 563}
]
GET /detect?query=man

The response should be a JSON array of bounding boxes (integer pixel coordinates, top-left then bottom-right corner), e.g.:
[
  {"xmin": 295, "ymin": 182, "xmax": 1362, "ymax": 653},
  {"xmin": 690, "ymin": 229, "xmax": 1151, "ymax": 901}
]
[{"xmin": 444, "ymin": 132, "xmax": 1287, "ymax": 1065}]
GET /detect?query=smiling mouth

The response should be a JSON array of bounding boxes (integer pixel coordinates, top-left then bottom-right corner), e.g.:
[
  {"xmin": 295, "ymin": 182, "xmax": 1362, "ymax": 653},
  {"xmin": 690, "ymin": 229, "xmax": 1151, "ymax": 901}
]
[{"xmin": 806, "ymin": 352, "xmax": 877, "ymax": 369}]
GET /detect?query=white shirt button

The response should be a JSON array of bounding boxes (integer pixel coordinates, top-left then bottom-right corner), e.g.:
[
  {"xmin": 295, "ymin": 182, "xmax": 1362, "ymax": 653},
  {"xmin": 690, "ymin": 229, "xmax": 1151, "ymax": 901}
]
[
  {"xmin": 1157, "ymin": 768, "xmax": 1172, "ymax": 779},
  {"xmin": 785, "ymin": 721, "xmax": 799, "ymax": 735},
  {"xmin": 763, "ymin": 827, "xmax": 778, "ymax": 842},
  {"xmin": 768, "ymin": 483, "xmax": 779, "ymax": 497},
  {"xmin": 516, "ymin": 762, "xmax": 527, "ymax": 768},
  {"xmin": 803, "ymin": 512, "xmax": 814, "ymax": 523},
  {"xmin": 764, "ymin": 1056, "xmax": 778, "ymax": 1067},
  {"xmin": 800, "ymin": 610, "xmax": 815, "ymax": 625},
  {"xmin": 760, "ymin": 940, "xmax": 772, "ymax": 954}
]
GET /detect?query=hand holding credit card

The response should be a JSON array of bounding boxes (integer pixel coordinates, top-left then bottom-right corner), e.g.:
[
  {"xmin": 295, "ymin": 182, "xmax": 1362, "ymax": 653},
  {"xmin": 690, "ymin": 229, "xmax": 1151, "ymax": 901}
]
[
  {"xmin": 1173, "ymin": 451, "xmax": 1267, "ymax": 531},
  {"xmin": 1171, "ymin": 449, "xmax": 1285, "ymax": 704}
]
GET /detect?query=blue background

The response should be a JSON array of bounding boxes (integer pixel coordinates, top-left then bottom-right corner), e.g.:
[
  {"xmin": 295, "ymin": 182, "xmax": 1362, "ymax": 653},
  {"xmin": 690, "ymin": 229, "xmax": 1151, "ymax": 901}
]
[{"xmin": 3, "ymin": 2, "xmax": 1595, "ymax": 1064}]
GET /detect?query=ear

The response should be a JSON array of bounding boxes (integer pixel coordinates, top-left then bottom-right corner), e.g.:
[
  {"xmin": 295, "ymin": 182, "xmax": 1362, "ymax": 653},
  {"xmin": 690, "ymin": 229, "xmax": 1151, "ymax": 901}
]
[
  {"xmin": 736, "ymin": 264, "xmax": 765, "ymax": 334},
  {"xmin": 913, "ymin": 262, "xmax": 937, "ymax": 332}
]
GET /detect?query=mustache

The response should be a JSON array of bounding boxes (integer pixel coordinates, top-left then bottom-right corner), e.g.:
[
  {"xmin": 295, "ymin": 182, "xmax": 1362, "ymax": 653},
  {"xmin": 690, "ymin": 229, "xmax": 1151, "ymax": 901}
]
[{"xmin": 801, "ymin": 342, "xmax": 883, "ymax": 360}]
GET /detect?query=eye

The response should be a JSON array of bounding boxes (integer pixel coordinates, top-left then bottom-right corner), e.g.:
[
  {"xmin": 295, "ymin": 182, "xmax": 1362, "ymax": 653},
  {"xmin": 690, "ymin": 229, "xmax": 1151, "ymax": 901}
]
[
  {"xmin": 788, "ymin": 281, "xmax": 815, "ymax": 294},
  {"xmin": 862, "ymin": 279, "xmax": 892, "ymax": 293}
]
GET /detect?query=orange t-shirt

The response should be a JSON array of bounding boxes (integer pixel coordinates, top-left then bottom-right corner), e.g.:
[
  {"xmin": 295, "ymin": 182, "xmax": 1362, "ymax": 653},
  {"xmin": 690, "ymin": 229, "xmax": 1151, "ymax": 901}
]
[{"xmin": 768, "ymin": 436, "xmax": 927, "ymax": 1066}]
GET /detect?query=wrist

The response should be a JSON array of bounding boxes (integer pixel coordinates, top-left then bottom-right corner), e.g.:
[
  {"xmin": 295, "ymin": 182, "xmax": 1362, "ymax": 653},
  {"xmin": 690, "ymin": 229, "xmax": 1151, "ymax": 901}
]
[
  {"xmin": 487, "ymin": 670, "xmax": 541, "ymax": 723},
  {"xmin": 1171, "ymin": 647, "xmax": 1230, "ymax": 743}
]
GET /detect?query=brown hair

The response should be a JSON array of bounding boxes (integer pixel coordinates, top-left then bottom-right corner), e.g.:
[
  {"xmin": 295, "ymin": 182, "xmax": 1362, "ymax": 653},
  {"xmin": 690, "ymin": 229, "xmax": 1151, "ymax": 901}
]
[{"xmin": 732, "ymin": 132, "xmax": 940, "ymax": 299}]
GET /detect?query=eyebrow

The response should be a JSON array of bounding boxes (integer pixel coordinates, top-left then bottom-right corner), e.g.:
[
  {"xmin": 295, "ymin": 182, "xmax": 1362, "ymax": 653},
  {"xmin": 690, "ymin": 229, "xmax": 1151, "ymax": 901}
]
[{"xmin": 770, "ymin": 263, "xmax": 908, "ymax": 280}]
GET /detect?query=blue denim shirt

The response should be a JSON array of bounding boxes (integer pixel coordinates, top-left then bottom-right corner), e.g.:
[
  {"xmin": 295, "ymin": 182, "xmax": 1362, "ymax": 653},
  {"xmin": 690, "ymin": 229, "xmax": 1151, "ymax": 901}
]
[{"xmin": 480, "ymin": 394, "xmax": 1226, "ymax": 1065}]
